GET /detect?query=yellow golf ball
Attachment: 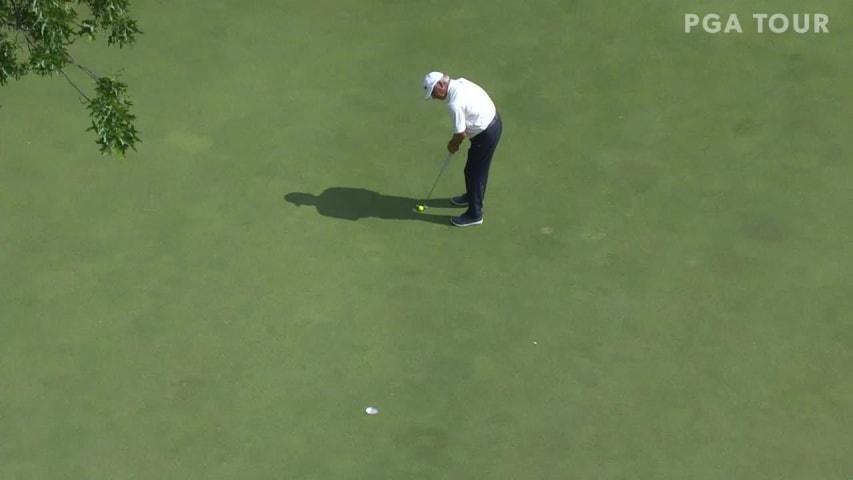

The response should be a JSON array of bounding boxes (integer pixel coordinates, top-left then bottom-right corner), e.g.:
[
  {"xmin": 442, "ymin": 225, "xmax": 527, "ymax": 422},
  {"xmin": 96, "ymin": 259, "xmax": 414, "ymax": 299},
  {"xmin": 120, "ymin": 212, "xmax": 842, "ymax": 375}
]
[{"xmin": 417, "ymin": 205, "xmax": 425, "ymax": 212}]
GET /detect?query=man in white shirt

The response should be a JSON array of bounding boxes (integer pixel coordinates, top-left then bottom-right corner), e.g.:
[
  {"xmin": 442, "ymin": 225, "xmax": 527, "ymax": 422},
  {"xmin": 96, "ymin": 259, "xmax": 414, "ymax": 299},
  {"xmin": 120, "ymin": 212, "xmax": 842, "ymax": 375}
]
[{"xmin": 423, "ymin": 71, "xmax": 503, "ymax": 227}]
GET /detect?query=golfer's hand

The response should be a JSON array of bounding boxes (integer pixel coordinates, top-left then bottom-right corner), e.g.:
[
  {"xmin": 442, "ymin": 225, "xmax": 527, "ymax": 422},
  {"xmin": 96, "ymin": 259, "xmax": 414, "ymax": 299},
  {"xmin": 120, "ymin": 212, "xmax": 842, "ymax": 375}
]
[{"xmin": 447, "ymin": 132, "xmax": 465, "ymax": 153}]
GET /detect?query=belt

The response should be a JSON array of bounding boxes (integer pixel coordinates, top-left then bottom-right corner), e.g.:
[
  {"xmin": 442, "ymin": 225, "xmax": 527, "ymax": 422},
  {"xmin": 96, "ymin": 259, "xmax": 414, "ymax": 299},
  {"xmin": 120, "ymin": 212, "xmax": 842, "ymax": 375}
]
[
  {"xmin": 486, "ymin": 112, "xmax": 500, "ymax": 129},
  {"xmin": 472, "ymin": 112, "xmax": 500, "ymax": 139}
]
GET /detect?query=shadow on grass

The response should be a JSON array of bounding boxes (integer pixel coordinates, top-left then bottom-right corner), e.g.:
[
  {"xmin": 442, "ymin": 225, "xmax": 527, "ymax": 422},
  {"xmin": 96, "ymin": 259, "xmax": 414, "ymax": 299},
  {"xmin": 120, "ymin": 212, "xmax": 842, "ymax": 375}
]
[{"xmin": 284, "ymin": 187, "xmax": 452, "ymax": 225}]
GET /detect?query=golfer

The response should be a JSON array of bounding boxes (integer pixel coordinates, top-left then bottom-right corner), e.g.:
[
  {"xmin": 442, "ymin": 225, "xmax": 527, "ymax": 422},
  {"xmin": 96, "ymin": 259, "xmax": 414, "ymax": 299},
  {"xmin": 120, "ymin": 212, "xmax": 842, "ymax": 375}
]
[{"xmin": 423, "ymin": 71, "xmax": 503, "ymax": 227}]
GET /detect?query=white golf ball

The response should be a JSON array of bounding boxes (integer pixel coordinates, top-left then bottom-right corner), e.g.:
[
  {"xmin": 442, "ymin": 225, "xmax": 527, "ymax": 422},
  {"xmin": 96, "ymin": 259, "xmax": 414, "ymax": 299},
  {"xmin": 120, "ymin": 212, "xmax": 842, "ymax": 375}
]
[{"xmin": 365, "ymin": 407, "xmax": 379, "ymax": 415}]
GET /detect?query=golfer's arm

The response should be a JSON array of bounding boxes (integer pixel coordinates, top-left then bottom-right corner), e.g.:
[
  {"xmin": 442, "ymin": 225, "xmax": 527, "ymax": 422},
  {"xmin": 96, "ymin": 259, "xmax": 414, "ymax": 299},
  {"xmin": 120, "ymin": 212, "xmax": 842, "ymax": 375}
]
[{"xmin": 449, "ymin": 131, "xmax": 466, "ymax": 149}]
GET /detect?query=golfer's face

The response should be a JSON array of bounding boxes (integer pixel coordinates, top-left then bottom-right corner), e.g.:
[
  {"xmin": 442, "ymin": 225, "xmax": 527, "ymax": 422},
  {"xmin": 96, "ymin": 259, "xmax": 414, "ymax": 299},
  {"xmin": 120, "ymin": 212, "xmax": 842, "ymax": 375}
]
[{"xmin": 432, "ymin": 81, "xmax": 448, "ymax": 100}]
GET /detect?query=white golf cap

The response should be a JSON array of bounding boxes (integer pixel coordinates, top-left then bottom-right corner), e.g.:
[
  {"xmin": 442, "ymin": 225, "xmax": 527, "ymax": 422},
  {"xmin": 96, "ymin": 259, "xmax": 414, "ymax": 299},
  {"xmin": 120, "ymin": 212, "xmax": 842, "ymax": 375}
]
[{"xmin": 423, "ymin": 71, "xmax": 444, "ymax": 100}]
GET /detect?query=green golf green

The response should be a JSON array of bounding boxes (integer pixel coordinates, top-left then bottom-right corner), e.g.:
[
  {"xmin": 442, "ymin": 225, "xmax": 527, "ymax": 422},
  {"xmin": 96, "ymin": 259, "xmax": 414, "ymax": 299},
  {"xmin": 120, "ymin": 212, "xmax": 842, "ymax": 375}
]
[{"xmin": 1, "ymin": 1, "xmax": 852, "ymax": 478}]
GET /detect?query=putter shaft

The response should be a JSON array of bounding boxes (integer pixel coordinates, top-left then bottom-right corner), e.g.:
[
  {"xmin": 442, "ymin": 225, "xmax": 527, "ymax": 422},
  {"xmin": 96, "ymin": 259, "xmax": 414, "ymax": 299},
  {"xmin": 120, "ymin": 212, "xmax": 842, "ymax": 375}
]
[{"xmin": 423, "ymin": 153, "xmax": 454, "ymax": 204}]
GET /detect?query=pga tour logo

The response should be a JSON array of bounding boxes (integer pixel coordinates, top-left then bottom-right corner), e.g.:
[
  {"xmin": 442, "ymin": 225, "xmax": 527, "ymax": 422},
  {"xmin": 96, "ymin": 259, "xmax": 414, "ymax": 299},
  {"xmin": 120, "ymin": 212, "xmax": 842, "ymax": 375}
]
[{"xmin": 685, "ymin": 13, "xmax": 830, "ymax": 33}]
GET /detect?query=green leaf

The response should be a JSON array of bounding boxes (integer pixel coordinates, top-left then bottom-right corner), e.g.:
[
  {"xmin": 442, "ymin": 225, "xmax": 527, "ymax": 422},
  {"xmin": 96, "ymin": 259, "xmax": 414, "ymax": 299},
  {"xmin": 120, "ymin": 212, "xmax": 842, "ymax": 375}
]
[
  {"xmin": 81, "ymin": 0, "xmax": 141, "ymax": 47},
  {"xmin": 0, "ymin": 35, "xmax": 29, "ymax": 85},
  {"xmin": 78, "ymin": 19, "xmax": 96, "ymax": 39},
  {"xmin": 85, "ymin": 76, "xmax": 141, "ymax": 155}
]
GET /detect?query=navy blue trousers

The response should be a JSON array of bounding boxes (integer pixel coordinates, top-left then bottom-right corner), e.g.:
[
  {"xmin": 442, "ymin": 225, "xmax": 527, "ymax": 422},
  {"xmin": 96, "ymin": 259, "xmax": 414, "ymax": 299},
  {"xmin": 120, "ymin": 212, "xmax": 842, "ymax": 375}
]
[{"xmin": 464, "ymin": 112, "xmax": 502, "ymax": 218}]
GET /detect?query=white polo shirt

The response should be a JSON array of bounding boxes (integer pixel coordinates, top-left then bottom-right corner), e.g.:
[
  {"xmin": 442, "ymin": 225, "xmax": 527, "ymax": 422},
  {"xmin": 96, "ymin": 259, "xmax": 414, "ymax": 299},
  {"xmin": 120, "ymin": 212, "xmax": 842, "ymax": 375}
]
[{"xmin": 446, "ymin": 78, "xmax": 496, "ymax": 138}]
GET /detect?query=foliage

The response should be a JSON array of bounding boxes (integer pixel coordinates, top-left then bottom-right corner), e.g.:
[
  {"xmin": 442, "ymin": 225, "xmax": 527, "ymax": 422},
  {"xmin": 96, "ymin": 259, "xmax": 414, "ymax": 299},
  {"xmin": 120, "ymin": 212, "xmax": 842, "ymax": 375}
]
[{"xmin": 0, "ymin": 0, "xmax": 141, "ymax": 155}]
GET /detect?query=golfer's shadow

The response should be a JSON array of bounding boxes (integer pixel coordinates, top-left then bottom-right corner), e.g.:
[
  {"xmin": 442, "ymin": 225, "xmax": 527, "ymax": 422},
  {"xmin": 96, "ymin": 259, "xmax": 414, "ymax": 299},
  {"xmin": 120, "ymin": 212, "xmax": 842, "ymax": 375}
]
[{"xmin": 284, "ymin": 188, "xmax": 450, "ymax": 225}]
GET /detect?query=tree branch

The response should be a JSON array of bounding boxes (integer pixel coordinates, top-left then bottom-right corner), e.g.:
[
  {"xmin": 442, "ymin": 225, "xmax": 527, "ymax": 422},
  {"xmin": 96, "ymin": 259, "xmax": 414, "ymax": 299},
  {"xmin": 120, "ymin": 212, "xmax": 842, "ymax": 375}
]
[
  {"xmin": 67, "ymin": 55, "xmax": 98, "ymax": 79},
  {"xmin": 58, "ymin": 68, "xmax": 91, "ymax": 103},
  {"xmin": 21, "ymin": 29, "xmax": 33, "ymax": 54}
]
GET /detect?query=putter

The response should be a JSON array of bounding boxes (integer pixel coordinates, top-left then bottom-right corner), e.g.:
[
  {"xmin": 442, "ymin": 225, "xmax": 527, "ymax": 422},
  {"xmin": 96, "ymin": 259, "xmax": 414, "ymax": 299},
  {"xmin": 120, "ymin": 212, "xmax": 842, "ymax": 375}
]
[{"xmin": 417, "ymin": 152, "xmax": 454, "ymax": 211}]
